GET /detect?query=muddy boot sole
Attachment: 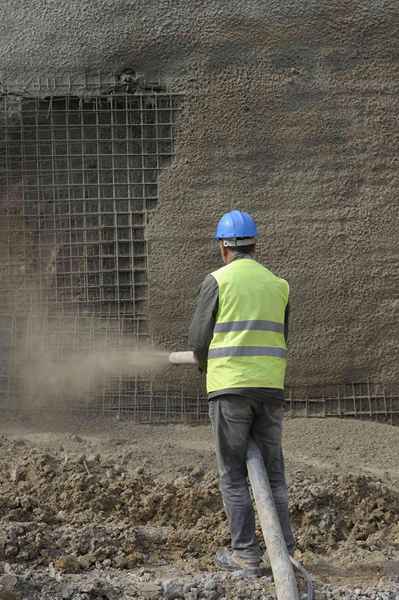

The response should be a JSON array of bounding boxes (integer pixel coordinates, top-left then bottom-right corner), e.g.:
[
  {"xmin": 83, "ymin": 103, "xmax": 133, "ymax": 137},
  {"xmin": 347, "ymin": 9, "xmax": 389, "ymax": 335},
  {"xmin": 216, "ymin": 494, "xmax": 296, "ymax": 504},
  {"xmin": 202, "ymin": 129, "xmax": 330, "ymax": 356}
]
[{"xmin": 230, "ymin": 566, "xmax": 269, "ymax": 578}]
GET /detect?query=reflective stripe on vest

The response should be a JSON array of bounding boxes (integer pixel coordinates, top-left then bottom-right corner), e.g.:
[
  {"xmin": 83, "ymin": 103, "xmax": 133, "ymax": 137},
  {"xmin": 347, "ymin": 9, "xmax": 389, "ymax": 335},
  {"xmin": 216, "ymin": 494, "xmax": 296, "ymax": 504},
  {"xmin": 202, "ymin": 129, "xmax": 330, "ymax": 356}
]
[
  {"xmin": 213, "ymin": 319, "xmax": 284, "ymax": 333},
  {"xmin": 208, "ymin": 346, "xmax": 287, "ymax": 359},
  {"xmin": 206, "ymin": 258, "xmax": 289, "ymax": 393}
]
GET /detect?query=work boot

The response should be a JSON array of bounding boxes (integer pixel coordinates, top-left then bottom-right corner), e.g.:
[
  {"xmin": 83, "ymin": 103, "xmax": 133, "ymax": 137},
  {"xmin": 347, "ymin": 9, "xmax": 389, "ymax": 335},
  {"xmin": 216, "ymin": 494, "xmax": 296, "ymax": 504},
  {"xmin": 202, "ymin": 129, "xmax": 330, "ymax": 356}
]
[{"xmin": 215, "ymin": 548, "xmax": 269, "ymax": 577}]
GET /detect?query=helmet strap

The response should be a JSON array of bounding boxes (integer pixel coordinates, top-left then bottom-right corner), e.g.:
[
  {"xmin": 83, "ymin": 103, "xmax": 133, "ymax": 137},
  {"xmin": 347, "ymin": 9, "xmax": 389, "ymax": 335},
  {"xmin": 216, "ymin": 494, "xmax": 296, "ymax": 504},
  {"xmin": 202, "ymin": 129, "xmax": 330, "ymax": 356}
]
[{"xmin": 222, "ymin": 238, "xmax": 256, "ymax": 248}]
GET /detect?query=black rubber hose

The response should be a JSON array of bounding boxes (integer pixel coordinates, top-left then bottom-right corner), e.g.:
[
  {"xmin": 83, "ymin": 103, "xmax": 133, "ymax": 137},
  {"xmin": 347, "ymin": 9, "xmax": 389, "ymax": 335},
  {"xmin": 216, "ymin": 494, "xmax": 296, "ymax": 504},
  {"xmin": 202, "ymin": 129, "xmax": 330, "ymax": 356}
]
[{"xmin": 290, "ymin": 556, "xmax": 315, "ymax": 600}]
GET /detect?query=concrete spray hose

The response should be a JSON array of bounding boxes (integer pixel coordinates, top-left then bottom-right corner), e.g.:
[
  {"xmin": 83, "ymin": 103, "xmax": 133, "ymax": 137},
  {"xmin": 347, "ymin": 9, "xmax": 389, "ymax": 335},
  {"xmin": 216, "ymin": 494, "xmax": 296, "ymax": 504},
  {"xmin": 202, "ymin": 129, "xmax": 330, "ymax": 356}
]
[{"xmin": 169, "ymin": 351, "xmax": 314, "ymax": 600}]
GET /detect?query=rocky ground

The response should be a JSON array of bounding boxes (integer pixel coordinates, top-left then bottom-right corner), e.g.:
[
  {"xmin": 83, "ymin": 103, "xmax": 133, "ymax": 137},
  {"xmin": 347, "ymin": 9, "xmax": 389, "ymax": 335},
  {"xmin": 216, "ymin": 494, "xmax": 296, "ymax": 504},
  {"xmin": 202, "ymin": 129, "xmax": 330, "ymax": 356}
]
[{"xmin": 1, "ymin": 415, "xmax": 399, "ymax": 599}]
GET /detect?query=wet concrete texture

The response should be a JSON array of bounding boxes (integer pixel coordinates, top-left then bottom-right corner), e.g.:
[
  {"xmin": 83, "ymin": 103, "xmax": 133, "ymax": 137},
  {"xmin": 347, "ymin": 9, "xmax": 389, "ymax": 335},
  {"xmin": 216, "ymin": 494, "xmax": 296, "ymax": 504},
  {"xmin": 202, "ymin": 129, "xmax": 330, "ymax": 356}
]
[{"xmin": 0, "ymin": 1, "xmax": 398, "ymax": 385}]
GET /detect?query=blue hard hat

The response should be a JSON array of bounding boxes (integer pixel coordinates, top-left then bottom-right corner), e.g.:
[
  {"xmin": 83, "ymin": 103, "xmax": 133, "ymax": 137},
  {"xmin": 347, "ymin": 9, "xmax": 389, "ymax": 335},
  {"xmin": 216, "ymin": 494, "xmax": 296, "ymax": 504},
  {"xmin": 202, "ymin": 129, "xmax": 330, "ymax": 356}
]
[{"xmin": 215, "ymin": 210, "xmax": 257, "ymax": 240}]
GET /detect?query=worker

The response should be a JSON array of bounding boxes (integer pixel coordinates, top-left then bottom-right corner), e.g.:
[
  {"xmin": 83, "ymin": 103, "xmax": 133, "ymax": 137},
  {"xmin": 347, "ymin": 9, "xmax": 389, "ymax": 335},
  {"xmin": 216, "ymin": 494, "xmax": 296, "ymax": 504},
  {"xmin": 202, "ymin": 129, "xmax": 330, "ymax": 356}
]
[{"xmin": 188, "ymin": 209, "xmax": 294, "ymax": 576}]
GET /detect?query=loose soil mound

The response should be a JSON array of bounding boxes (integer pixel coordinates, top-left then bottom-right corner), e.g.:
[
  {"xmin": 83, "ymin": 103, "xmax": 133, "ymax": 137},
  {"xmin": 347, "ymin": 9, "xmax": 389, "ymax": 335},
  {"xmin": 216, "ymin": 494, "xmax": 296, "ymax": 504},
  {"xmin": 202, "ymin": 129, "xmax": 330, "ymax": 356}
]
[{"xmin": 1, "ymin": 436, "xmax": 399, "ymax": 572}]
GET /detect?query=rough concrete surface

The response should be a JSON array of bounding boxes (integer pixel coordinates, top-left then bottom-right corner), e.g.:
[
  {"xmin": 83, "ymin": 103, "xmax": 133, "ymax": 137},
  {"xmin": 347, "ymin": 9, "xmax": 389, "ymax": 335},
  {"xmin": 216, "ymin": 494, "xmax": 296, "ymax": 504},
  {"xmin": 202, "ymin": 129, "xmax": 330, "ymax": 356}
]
[{"xmin": 0, "ymin": 1, "xmax": 398, "ymax": 385}]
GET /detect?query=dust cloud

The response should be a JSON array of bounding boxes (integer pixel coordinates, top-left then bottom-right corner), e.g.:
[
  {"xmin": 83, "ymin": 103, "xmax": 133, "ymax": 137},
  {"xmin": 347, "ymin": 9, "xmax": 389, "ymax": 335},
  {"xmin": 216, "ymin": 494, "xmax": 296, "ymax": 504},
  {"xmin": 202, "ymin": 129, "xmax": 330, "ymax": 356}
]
[
  {"xmin": 0, "ymin": 189, "xmax": 169, "ymax": 410},
  {"xmin": 17, "ymin": 322, "xmax": 169, "ymax": 408}
]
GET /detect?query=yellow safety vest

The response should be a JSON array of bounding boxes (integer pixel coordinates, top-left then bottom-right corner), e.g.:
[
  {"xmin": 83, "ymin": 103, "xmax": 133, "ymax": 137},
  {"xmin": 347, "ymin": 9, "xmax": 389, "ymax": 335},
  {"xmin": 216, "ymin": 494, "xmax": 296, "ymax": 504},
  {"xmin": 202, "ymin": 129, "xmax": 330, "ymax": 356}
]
[{"xmin": 207, "ymin": 258, "xmax": 289, "ymax": 393}]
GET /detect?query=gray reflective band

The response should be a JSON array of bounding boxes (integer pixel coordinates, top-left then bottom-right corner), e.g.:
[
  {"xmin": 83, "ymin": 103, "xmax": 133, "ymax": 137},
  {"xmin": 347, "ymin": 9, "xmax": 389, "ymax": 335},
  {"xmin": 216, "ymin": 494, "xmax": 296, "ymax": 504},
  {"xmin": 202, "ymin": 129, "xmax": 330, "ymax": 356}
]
[
  {"xmin": 208, "ymin": 346, "xmax": 287, "ymax": 359},
  {"xmin": 214, "ymin": 320, "xmax": 284, "ymax": 334}
]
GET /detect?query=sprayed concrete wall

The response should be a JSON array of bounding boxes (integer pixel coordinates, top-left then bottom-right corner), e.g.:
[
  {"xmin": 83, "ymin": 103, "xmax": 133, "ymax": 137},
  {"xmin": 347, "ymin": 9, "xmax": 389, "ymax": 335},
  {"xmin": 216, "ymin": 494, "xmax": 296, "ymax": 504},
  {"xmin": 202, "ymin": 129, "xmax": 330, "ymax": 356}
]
[{"xmin": 1, "ymin": 1, "xmax": 398, "ymax": 387}]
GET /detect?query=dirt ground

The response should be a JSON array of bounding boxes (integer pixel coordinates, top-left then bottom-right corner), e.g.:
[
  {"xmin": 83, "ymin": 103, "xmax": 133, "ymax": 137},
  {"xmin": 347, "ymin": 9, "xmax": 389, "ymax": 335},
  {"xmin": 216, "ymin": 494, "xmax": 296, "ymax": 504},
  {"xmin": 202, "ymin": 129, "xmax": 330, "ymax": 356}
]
[{"xmin": 1, "ymin": 414, "xmax": 399, "ymax": 599}]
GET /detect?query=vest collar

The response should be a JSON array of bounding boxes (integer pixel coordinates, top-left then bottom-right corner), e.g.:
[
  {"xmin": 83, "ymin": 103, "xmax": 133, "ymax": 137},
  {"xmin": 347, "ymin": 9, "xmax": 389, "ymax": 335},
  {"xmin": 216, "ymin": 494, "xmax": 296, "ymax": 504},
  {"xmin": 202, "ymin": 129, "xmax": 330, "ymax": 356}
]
[{"xmin": 230, "ymin": 253, "xmax": 255, "ymax": 262}]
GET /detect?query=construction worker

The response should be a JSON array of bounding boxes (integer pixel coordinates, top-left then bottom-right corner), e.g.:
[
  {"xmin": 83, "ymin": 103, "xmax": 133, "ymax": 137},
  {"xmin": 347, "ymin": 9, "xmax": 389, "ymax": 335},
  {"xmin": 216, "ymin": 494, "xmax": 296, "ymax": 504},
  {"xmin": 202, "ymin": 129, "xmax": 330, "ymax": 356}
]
[{"xmin": 188, "ymin": 209, "xmax": 294, "ymax": 575}]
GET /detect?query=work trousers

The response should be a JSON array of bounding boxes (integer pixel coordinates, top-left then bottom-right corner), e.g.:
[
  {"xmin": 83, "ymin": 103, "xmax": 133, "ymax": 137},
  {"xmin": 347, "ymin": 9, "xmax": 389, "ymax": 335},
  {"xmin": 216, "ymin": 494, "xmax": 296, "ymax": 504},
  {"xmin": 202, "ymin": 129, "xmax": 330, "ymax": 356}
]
[{"xmin": 209, "ymin": 395, "xmax": 295, "ymax": 559}]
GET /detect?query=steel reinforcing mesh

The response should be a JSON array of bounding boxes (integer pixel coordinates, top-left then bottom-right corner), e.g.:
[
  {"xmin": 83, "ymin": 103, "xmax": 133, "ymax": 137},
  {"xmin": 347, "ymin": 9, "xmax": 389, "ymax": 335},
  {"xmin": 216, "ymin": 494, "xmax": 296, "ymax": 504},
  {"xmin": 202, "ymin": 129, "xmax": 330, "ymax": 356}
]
[
  {"xmin": 0, "ymin": 77, "xmax": 397, "ymax": 422},
  {"xmin": 0, "ymin": 75, "xmax": 185, "ymax": 413}
]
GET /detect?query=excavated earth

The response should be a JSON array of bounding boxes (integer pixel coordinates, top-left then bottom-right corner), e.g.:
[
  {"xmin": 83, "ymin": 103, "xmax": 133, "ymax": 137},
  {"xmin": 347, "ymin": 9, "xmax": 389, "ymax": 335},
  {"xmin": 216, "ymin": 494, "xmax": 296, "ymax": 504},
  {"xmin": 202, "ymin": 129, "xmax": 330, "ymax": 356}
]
[{"xmin": 1, "ymin": 416, "xmax": 399, "ymax": 599}]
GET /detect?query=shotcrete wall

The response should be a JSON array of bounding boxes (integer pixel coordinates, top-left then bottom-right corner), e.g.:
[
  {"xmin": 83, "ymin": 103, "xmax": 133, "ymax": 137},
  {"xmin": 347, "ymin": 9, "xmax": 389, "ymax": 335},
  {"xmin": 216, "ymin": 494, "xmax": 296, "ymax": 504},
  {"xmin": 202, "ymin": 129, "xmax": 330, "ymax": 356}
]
[{"xmin": 1, "ymin": 1, "xmax": 398, "ymax": 386}]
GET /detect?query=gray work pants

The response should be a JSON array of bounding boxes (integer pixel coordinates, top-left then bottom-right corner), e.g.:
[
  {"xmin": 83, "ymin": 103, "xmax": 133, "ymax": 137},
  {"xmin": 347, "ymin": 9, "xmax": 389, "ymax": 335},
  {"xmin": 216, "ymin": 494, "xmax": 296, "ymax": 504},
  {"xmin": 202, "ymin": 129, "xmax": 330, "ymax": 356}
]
[{"xmin": 209, "ymin": 396, "xmax": 295, "ymax": 559}]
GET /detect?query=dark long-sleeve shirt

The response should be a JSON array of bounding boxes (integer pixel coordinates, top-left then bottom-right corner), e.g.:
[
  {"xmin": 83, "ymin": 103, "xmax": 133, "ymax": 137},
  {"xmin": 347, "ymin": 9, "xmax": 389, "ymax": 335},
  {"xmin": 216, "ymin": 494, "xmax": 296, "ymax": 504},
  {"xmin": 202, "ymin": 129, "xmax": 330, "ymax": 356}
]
[{"xmin": 188, "ymin": 255, "xmax": 289, "ymax": 402}]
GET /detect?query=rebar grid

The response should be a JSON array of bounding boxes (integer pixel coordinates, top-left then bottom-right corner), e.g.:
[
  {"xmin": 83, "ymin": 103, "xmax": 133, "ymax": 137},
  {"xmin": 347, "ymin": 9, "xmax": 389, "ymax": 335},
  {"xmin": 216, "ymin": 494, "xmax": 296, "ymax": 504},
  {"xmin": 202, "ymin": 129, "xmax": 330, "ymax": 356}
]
[
  {"xmin": 0, "ymin": 76, "xmax": 398, "ymax": 423},
  {"xmin": 286, "ymin": 381, "xmax": 399, "ymax": 422},
  {"xmin": 1, "ymin": 87, "xmax": 181, "ymax": 320},
  {"xmin": 0, "ymin": 74, "xmax": 185, "ymax": 413}
]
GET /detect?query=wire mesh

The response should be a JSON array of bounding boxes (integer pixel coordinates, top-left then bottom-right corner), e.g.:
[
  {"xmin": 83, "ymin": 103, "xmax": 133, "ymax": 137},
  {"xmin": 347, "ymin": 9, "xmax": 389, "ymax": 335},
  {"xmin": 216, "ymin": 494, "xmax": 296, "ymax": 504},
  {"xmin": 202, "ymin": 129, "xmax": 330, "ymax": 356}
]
[
  {"xmin": 0, "ymin": 85, "xmax": 181, "ymax": 320},
  {"xmin": 0, "ymin": 74, "xmax": 184, "ymax": 413},
  {"xmin": 0, "ymin": 75, "xmax": 398, "ymax": 423},
  {"xmin": 286, "ymin": 381, "xmax": 399, "ymax": 423}
]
